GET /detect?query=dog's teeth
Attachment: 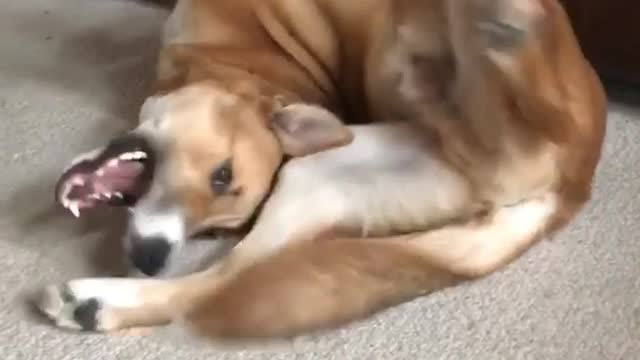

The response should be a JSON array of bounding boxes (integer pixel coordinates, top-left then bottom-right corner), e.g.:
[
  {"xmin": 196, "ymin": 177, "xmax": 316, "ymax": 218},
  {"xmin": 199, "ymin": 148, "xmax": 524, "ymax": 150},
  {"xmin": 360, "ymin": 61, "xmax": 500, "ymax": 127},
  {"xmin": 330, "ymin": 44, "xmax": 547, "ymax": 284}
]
[
  {"xmin": 89, "ymin": 194, "xmax": 100, "ymax": 199},
  {"xmin": 119, "ymin": 153, "xmax": 134, "ymax": 161},
  {"xmin": 133, "ymin": 151, "xmax": 147, "ymax": 159},
  {"xmin": 114, "ymin": 192, "xmax": 123, "ymax": 198},
  {"xmin": 60, "ymin": 183, "xmax": 75, "ymax": 207},
  {"xmin": 119, "ymin": 151, "xmax": 147, "ymax": 161},
  {"xmin": 69, "ymin": 202, "xmax": 80, "ymax": 218},
  {"xmin": 72, "ymin": 178, "xmax": 85, "ymax": 186},
  {"xmin": 107, "ymin": 159, "xmax": 120, "ymax": 167},
  {"xmin": 96, "ymin": 169, "xmax": 105, "ymax": 177},
  {"xmin": 98, "ymin": 192, "xmax": 111, "ymax": 199}
]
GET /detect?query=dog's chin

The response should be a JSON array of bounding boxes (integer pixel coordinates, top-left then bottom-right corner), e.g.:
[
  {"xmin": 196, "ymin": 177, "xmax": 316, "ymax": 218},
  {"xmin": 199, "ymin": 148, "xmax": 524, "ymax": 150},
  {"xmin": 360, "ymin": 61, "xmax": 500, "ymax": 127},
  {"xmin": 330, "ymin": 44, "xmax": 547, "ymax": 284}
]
[{"xmin": 55, "ymin": 133, "xmax": 156, "ymax": 217}]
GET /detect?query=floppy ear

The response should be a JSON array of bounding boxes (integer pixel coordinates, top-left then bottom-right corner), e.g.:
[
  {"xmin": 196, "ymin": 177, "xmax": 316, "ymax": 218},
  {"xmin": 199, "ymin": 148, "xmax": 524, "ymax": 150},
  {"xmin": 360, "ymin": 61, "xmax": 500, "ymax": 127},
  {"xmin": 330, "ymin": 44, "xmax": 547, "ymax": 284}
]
[{"xmin": 269, "ymin": 103, "xmax": 354, "ymax": 157}]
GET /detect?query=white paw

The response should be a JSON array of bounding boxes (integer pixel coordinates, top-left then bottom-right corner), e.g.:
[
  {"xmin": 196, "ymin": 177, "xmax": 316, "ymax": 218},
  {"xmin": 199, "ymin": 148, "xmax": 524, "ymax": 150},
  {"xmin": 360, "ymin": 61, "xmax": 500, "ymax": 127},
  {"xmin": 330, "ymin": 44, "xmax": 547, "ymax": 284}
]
[
  {"xmin": 35, "ymin": 284, "xmax": 106, "ymax": 331},
  {"xmin": 35, "ymin": 278, "xmax": 158, "ymax": 332}
]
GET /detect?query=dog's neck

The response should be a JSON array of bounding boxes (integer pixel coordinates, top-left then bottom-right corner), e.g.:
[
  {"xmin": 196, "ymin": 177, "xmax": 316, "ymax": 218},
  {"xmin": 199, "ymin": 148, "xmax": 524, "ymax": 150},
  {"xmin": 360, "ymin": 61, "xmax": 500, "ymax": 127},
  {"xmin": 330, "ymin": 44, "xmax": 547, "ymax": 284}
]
[{"xmin": 150, "ymin": 44, "xmax": 341, "ymax": 112}]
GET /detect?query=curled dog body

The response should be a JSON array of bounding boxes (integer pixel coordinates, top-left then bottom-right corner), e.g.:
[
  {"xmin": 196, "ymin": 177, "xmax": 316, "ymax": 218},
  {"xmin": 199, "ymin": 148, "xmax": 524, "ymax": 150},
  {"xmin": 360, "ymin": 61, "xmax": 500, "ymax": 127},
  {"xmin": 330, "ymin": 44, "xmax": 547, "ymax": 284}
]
[{"xmin": 39, "ymin": 0, "xmax": 606, "ymax": 340}]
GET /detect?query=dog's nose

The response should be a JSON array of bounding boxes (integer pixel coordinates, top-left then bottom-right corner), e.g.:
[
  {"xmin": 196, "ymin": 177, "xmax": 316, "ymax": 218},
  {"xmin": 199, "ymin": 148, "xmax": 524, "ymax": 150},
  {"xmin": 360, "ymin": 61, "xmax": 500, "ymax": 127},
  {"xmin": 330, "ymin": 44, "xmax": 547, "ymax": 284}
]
[{"xmin": 128, "ymin": 236, "xmax": 171, "ymax": 276}]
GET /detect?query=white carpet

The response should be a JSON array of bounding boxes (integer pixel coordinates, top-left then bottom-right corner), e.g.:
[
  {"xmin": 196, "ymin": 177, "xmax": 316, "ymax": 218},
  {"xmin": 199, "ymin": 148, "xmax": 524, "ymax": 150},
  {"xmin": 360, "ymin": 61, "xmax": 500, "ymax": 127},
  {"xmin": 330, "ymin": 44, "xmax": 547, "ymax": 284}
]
[{"xmin": 1, "ymin": 0, "xmax": 639, "ymax": 359}]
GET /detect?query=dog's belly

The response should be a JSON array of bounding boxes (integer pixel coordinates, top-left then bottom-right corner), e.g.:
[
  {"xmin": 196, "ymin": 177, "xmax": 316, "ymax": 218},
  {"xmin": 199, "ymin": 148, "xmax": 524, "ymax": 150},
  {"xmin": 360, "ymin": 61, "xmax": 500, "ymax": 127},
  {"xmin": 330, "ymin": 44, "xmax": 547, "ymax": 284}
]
[{"xmin": 277, "ymin": 122, "xmax": 473, "ymax": 235}]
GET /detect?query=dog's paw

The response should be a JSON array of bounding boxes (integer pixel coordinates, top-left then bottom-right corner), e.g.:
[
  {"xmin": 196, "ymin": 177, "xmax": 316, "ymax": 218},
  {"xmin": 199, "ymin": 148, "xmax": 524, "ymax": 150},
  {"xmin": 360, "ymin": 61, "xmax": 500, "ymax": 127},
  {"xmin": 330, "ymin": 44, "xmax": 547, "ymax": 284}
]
[
  {"xmin": 35, "ymin": 278, "xmax": 163, "ymax": 333},
  {"xmin": 35, "ymin": 284, "xmax": 106, "ymax": 331},
  {"xmin": 475, "ymin": 0, "xmax": 546, "ymax": 51}
]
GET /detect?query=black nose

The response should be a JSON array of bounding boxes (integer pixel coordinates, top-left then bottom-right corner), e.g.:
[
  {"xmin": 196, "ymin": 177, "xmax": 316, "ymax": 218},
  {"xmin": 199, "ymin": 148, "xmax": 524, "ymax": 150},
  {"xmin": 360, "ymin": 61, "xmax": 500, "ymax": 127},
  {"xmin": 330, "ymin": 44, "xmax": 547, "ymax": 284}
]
[{"xmin": 128, "ymin": 236, "xmax": 171, "ymax": 276}]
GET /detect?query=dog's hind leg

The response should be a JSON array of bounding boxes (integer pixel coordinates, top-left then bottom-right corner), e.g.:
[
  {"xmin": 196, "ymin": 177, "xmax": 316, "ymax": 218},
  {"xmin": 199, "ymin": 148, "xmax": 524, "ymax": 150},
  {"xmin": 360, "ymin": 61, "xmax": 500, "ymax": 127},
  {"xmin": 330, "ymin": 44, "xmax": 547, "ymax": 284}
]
[
  {"xmin": 183, "ymin": 193, "xmax": 558, "ymax": 339},
  {"xmin": 35, "ymin": 121, "xmax": 474, "ymax": 334},
  {"xmin": 34, "ymin": 191, "xmax": 556, "ymax": 338},
  {"xmin": 446, "ymin": 0, "xmax": 602, "ymax": 146},
  {"xmin": 32, "ymin": 192, "xmax": 549, "ymax": 336}
]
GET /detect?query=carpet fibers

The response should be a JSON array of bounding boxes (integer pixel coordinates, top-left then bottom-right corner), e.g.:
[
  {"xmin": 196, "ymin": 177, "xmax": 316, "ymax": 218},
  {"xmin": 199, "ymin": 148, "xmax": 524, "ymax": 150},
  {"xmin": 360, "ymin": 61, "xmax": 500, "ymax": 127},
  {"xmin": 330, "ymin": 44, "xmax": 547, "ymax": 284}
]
[{"xmin": 1, "ymin": 1, "xmax": 638, "ymax": 359}]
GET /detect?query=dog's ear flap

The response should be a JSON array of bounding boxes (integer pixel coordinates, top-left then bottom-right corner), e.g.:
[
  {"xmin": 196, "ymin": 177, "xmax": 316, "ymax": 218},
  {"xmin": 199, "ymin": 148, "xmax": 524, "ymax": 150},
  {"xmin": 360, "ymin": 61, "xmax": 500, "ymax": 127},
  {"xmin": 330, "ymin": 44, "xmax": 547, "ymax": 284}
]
[{"xmin": 269, "ymin": 103, "xmax": 354, "ymax": 157}]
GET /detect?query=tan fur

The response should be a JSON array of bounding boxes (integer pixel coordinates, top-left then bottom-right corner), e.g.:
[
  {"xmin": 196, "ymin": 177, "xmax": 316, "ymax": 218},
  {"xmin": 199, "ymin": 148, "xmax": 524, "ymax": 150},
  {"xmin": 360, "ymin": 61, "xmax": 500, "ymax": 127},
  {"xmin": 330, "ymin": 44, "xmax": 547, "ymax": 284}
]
[
  {"xmin": 144, "ymin": 0, "xmax": 604, "ymax": 235},
  {"xmin": 37, "ymin": 0, "xmax": 607, "ymax": 341}
]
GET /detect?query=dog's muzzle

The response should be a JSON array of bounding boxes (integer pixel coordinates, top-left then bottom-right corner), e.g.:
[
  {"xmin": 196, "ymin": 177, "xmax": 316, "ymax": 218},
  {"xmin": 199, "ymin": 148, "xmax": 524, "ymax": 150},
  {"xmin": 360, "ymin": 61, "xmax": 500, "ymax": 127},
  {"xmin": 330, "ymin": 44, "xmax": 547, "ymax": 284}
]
[
  {"xmin": 55, "ymin": 132, "xmax": 157, "ymax": 217},
  {"xmin": 127, "ymin": 234, "xmax": 172, "ymax": 277}
]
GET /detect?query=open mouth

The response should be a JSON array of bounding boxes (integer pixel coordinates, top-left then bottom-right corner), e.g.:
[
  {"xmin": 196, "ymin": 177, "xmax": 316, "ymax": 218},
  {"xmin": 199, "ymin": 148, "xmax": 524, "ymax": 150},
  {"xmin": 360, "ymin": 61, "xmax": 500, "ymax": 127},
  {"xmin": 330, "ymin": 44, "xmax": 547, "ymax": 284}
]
[{"xmin": 55, "ymin": 134, "xmax": 156, "ymax": 218}]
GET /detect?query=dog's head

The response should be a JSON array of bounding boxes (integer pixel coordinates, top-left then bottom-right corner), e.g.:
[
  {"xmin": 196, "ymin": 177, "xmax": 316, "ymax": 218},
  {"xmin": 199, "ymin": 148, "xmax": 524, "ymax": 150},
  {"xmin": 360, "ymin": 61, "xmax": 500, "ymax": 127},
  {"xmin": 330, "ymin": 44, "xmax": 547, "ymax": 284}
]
[{"xmin": 55, "ymin": 82, "xmax": 352, "ymax": 276}]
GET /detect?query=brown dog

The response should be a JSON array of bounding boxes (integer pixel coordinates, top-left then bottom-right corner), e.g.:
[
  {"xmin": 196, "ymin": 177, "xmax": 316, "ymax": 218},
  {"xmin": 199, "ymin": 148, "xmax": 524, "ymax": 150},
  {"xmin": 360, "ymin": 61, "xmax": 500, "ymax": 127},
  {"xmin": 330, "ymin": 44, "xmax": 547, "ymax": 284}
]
[{"xmin": 38, "ymin": 0, "xmax": 606, "ymax": 340}]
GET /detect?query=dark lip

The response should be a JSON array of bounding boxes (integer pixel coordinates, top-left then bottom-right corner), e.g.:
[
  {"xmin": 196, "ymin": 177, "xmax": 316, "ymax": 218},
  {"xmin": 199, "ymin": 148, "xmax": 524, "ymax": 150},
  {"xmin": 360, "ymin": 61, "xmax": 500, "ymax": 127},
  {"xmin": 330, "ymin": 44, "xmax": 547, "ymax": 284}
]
[{"xmin": 54, "ymin": 132, "xmax": 157, "ymax": 207}]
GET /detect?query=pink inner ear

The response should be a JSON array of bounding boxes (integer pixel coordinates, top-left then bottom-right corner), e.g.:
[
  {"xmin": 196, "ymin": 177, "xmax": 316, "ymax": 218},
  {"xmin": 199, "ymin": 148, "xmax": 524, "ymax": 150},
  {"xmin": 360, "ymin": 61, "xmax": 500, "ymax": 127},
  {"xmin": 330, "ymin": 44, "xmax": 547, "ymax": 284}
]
[{"xmin": 271, "ymin": 104, "xmax": 354, "ymax": 157}]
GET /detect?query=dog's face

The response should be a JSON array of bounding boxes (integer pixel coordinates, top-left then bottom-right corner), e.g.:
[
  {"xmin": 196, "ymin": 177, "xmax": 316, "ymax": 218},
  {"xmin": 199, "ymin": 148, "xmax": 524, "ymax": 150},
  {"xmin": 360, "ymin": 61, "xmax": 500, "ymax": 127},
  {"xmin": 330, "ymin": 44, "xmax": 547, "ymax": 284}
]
[{"xmin": 55, "ymin": 82, "xmax": 352, "ymax": 276}]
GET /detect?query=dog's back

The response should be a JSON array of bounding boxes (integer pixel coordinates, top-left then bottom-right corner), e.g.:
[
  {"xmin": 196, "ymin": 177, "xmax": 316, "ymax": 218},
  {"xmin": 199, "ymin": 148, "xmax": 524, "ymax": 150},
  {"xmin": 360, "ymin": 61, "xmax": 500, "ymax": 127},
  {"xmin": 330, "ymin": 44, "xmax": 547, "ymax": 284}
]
[
  {"xmin": 38, "ymin": 0, "xmax": 607, "ymax": 340},
  {"xmin": 181, "ymin": 0, "xmax": 607, "ymax": 339}
]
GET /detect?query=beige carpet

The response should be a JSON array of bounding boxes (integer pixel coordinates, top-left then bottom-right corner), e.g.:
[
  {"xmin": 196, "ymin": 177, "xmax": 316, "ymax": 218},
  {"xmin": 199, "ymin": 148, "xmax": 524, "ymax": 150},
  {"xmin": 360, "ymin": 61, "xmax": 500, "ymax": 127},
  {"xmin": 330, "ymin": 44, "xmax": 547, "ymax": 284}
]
[{"xmin": 1, "ymin": 0, "xmax": 639, "ymax": 359}]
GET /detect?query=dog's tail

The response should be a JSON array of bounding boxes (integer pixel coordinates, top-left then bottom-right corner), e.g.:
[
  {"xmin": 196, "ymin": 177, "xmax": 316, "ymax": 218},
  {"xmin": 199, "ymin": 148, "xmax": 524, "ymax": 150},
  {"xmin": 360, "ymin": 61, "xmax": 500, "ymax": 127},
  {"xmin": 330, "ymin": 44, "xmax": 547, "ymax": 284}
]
[{"xmin": 183, "ymin": 196, "xmax": 559, "ymax": 340}]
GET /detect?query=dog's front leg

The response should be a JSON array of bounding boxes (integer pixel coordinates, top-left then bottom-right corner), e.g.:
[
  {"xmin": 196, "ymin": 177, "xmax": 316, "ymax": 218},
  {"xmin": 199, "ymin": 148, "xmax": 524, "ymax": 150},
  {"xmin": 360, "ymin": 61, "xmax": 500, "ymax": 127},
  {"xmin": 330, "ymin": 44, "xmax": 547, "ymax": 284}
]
[
  {"xmin": 35, "ymin": 119, "xmax": 473, "ymax": 333},
  {"xmin": 35, "ymin": 255, "xmax": 274, "ymax": 333},
  {"xmin": 35, "ymin": 155, "xmax": 351, "ymax": 332}
]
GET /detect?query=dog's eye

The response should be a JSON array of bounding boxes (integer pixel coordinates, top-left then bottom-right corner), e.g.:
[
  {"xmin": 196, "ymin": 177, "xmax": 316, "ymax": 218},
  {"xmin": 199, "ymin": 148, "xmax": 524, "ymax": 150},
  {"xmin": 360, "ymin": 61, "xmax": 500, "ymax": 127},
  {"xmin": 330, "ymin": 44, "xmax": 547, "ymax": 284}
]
[{"xmin": 210, "ymin": 160, "xmax": 233, "ymax": 194}]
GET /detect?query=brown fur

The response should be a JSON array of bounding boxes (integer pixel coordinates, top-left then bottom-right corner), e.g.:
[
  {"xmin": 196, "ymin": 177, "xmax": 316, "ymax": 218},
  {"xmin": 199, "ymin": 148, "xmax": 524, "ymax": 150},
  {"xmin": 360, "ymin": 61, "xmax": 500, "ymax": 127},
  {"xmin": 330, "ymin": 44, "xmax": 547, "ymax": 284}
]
[
  {"xmin": 149, "ymin": 0, "xmax": 605, "ymax": 235},
  {"xmin": 188, "ymin": 238, "xmax": 461, "ymax": 339},
  {"xmin": 179, "ymin": 0, "xmax": 606, "ymax": 339},
  {"xmin": 38, "ymin": 0, "xmax": 607, "ymax": 341}
]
